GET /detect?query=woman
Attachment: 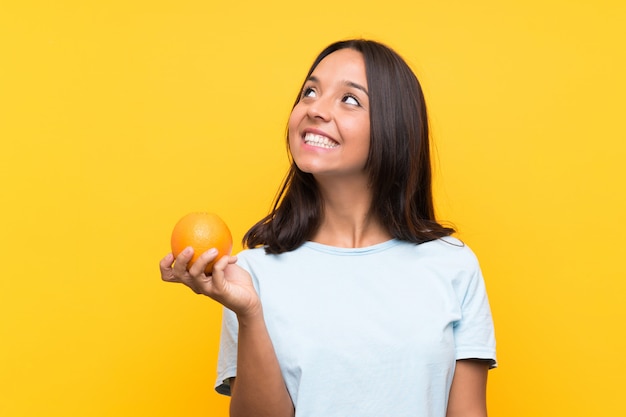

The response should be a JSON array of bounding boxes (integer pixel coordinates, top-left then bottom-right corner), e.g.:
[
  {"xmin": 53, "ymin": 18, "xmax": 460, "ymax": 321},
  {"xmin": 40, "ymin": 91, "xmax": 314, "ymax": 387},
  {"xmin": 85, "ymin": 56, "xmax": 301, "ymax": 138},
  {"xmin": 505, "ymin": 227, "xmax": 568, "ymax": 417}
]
[{"xmin": 160, "ymin": 39, "xmax": 496, "ymax": 417}]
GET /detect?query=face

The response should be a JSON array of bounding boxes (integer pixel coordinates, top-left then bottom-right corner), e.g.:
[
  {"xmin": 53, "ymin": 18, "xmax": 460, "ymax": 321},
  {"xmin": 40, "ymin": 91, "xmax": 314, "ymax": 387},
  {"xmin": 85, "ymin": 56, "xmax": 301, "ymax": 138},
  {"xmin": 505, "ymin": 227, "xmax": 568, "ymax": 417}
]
[{"xmin": 288, "ymin": 48, "xmax": 370, "ymax": 180}]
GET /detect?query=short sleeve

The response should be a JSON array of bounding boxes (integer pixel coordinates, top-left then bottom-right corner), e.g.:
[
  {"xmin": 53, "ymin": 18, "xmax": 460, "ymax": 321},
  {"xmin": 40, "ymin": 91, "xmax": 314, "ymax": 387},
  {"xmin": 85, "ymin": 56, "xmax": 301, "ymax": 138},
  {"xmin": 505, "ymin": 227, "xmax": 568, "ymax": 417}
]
[
  {"xmin": 453, "ymin": 254, "xmax": 497, "ymax": 368},
  {"xmin": 215, "ymin": 306, "xmax": 239, "ymax": 395}
]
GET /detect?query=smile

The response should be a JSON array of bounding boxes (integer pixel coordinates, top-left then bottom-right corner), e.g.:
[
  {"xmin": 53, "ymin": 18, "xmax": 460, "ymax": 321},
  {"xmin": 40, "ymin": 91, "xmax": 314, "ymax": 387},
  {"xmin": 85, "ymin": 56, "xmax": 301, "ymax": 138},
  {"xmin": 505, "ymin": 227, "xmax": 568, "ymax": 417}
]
[{"xmin": 304, "ymin": 133, "xmax": 339, "ymax": 149}]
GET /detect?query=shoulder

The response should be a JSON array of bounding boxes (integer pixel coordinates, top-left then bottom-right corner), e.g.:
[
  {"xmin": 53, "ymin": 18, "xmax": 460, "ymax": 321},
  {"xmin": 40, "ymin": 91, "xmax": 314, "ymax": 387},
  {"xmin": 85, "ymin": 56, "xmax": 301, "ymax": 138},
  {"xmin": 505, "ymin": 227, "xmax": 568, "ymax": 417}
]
[
  {"xmin": 394, "ymin": 238, "xmax": 486, "ymax": 295},
  {"xmin": 235, "ymin": 246, "xmax": 269, "ymax": 261},
  {"xmin": 233, "ymin": 246, "xmax": 271, "ymax": 270},
  {"xmin": 402, "ymin": 237, "xmax": 480, "ymax": 268},
  {"xmin": 234, "ymin": 245, "xmax": 309, "ymax": 273},
  {"xmin": 235, "ymin": 245, "xmax": 307, "ymax": 261}
]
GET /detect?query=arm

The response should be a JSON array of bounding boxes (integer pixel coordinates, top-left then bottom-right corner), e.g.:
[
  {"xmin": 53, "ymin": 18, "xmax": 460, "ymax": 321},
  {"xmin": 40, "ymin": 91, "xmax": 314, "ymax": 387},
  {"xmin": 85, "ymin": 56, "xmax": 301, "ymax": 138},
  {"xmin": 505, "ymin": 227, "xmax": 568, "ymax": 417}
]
[
  {"xmin": 228, "ymin": 308, "xmax": 294, "ymax": 417},
  {"xmin": 160, "ymin": 248, "xmax": 294, "ymax": 417},
  {"xmin": 446, "ymin": 359, "xmax": 490, "ymax": 417}
]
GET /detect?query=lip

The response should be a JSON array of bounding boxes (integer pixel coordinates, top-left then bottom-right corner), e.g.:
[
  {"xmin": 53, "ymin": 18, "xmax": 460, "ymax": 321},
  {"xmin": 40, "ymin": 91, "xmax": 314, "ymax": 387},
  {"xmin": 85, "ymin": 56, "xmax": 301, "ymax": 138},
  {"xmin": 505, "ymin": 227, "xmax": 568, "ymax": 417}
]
[
  {"xmin": 300, "ymin": 128, "xmax": 341, "ymax": 151},
  {"xmin": 300, "ymin": 127, "xmax": 340, "ymax": 146},
  {"xmin": 301, "ymin": 128, "xmax": 338, "ymax": 143}
]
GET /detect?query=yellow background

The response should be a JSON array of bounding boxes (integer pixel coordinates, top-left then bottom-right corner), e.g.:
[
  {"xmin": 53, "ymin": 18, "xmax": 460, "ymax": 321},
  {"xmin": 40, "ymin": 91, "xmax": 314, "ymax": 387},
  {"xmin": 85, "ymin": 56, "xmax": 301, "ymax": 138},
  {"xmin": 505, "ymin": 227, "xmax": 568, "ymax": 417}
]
[{"xmin": 1, "ymin": 0, "xmax": 624, "ymax": 415}]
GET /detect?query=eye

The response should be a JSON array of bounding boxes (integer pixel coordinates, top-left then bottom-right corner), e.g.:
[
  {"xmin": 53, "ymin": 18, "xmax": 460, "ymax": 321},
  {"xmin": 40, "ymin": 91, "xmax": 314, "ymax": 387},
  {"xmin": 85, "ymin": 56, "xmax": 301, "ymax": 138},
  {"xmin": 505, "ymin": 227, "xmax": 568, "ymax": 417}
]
[
  {"xmin": 343, "ymin": 94, "xmax": 360, "ymax": 106},
  {"xmin": 302, "ymin": 87, "xmax": 316, "ymax": 98}
]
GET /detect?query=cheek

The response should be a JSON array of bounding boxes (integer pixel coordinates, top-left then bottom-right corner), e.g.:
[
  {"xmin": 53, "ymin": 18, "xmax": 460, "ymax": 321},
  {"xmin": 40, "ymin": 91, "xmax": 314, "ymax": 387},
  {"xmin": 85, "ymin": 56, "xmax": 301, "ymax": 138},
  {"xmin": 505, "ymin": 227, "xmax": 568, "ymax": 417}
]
[
  {"xmin": 287, "ymin": 107, "xmax": 304, "ymax": 146},
  {"xmin": 287, "ymin": 123, "xmax": 298, "ymax": 150},
  {"xmin": 288, "ymin": 104, "xmax": 304, "ymax": 126},
  {"xmin": 348, "ymin": 122, "xmax": 371, "ymax": 152}
]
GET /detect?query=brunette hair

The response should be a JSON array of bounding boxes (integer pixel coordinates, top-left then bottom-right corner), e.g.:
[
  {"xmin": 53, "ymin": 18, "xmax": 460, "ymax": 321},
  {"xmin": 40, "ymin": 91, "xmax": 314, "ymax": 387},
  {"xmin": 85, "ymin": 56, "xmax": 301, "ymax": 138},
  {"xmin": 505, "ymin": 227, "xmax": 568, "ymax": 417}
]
[{"xmin": 244, "ymin": 39, "xmax": 454, "ymax": 253}]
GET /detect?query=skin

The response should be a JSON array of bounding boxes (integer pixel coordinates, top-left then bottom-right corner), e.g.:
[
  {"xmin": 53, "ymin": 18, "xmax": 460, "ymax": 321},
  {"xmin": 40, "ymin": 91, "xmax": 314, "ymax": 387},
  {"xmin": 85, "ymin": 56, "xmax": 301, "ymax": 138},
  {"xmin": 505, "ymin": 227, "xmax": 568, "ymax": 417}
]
[
  {"xmin": 447, "ymin": 360, "xmax": 490, "ymax": 417},
  {"xmin": 160, "ymin": 48, "xmax": 490, "ymax": 417}
]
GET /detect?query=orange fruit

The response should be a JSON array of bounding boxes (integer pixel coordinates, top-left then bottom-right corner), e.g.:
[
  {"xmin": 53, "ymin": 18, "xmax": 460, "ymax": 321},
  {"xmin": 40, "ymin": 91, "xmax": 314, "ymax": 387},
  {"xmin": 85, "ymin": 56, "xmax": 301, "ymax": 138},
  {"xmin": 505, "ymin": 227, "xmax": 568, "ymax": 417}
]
[{"xmin": 170, "ymin": 212, "xmax": 233, "ymax": 274}]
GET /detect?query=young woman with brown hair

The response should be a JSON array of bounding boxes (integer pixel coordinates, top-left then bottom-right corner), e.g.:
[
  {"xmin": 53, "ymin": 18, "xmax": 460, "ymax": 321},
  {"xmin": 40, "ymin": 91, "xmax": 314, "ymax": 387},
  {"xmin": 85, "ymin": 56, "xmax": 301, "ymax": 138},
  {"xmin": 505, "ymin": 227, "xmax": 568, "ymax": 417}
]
[{"xmin": 160, "ymin": 39, "xmax": 496, "ymax": 417}]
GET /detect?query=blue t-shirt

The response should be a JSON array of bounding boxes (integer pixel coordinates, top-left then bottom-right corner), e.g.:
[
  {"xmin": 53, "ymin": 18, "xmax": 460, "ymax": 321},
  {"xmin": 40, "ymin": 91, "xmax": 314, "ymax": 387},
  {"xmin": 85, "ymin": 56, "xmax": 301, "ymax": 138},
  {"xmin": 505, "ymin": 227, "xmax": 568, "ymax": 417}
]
[{"xmin": 216, "ymin": 237, "xmax": 496, "ymax": 417}]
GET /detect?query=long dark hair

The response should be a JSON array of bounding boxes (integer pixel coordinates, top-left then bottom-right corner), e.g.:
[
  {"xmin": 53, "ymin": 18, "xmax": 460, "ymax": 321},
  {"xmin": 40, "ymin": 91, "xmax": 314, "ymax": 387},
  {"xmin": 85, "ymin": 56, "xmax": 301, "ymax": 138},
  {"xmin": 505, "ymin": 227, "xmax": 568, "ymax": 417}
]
[{"xmin": 244, "ymin": 39, "xmax": 454, "ymax": 253}]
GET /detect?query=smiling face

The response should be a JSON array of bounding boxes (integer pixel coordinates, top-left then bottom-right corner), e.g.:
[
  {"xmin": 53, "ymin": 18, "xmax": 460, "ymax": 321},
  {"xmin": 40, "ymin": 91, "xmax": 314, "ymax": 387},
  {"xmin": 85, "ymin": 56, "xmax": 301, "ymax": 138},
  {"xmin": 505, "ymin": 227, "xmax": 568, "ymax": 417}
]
[{"xmin": 288, "ymin": 48, "xmax": 370, "ymax": 181}]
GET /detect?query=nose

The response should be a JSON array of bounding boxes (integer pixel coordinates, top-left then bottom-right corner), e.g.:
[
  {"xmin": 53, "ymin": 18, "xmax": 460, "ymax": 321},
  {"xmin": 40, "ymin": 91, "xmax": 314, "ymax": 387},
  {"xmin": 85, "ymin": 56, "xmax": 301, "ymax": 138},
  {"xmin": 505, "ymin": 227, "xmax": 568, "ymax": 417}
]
[{"xmin": 306, "ymin": 96, "xmax": 332, "ymax": 121}]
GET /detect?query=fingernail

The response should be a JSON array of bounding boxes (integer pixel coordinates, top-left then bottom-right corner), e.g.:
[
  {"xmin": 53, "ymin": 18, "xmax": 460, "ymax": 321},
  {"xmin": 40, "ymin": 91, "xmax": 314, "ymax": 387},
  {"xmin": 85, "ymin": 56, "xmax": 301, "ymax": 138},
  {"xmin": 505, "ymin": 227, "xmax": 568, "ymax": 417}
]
[
  {"xmin": 184, "ymin": 247, "xmax": 193, "ymax": 255},
  {"xmin": 208, "ymin": 248, "xmax": 218, "ymax": 255}
]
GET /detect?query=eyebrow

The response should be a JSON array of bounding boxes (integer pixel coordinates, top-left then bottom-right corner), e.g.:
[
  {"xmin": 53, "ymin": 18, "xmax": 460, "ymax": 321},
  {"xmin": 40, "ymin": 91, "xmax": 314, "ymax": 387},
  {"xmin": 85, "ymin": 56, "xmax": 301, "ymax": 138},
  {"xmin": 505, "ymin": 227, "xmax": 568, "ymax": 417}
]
[{"xmin": 307, "ymin": 76, "xmax": 369, "ymax": 96}]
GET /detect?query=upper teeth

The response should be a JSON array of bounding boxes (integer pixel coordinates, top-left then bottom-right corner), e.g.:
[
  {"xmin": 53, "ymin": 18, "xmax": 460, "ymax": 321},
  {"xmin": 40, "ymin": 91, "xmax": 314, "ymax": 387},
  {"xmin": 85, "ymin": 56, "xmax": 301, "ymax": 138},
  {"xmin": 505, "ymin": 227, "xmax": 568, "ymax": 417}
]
[{"xmin": 304, "ymin": 133, "xmax": 338, "ymax": 149}]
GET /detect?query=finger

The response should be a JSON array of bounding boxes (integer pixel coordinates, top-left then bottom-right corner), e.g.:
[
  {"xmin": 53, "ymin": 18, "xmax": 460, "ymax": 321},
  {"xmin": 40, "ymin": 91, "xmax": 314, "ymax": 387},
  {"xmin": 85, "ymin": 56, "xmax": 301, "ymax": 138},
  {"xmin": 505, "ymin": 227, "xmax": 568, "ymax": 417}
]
[
  {"xmin": 172, "ymin": 247, "xmax": 194, "ymax": 276},
  {"xmin": 188, "ymin": 248, "xmax": 219, "ymax": 277},
  {"xmin": 160, "ymin": 253, "xmax": 178, "ymax": 282},
  {"xmin": 210, "ymin": 254, "xmax": 233, "ymax": 292},
  {"xmin": 213, "ymin": 254, "xmax": 232, "ymax": 271},
  {"xmin": 159, "ymin": 253, "xmax": 175, "ymax": 269}
]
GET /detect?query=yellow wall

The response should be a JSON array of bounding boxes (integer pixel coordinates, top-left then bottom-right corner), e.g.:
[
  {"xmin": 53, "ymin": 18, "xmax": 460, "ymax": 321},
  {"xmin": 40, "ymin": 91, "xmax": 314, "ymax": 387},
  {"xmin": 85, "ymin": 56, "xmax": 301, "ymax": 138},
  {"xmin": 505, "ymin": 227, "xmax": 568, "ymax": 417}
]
[{"xmin": 1, "ymin": 0, "xmax": 624, "ymax": 415}]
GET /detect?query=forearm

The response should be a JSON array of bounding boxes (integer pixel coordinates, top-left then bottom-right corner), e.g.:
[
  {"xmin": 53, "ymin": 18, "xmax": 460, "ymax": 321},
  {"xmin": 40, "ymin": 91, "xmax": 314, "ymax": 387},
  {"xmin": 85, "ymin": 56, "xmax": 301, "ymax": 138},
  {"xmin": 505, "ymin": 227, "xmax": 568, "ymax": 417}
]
[
  {"xmin": 445, "ymin": 360, "xmax": 489, "ymax": 417},
  {"xmin": 230, "ymin": 310, "xmax": 294, "ymax": 417}
]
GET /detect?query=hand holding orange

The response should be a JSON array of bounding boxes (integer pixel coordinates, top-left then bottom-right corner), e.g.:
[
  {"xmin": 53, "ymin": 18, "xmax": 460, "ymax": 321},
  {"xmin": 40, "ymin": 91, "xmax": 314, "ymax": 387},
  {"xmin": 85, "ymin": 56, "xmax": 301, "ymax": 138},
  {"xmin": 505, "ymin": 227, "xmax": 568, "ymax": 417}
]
[{"xmin": 170, "ymin": 212, "xmax": 233, "ymax": 274}]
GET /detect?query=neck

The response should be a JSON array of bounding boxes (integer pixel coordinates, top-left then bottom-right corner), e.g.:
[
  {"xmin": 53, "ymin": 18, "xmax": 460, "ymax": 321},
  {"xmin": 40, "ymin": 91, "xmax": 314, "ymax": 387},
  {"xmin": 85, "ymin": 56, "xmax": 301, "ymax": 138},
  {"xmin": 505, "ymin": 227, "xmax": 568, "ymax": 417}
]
[{"xmin": 312, "ymin": 175, "xmax": 391, "ymax": 248}]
